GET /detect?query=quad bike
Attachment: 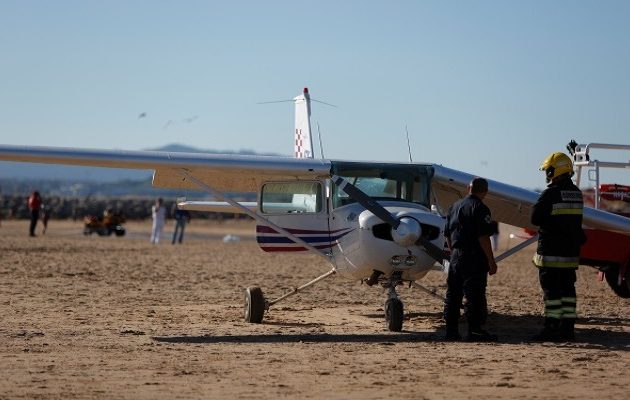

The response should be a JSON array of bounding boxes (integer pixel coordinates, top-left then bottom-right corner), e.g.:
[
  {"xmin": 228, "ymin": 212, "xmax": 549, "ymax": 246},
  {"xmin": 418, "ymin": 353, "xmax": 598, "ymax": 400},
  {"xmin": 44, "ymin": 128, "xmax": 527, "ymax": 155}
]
[{"xmin": 83, "ymin": 213, "xmax": 126, "ymax": 236}]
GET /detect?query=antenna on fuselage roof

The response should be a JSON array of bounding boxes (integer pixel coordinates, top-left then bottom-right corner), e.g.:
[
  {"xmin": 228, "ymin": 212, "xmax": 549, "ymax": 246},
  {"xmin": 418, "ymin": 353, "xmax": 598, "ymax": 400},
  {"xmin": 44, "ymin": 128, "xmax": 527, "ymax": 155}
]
[
  {"xmin": 317, "ymin": 122, "xmax": 325, "ymax": 159},
  {"xmin": 405, "ymin": 125, "xmax": 413, "ymax": 163}
]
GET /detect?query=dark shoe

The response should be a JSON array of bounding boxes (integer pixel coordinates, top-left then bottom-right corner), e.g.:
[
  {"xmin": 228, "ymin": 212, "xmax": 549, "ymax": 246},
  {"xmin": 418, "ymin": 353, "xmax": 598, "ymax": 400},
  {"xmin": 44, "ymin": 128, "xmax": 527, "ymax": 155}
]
[
  {"xmin": 559, "ymin": 320, "xmax": 575, "ymax": 342},
  {"xmin": 531, "ymin": 327, "xmax": 561, "ymax": 342},
  {"xmin": 443, "ymin": 331, "xmax": 462, "ymax": 341},
  {"xmin": 466, "ymin": 329, "xmax": 498, "ymax": 342}
]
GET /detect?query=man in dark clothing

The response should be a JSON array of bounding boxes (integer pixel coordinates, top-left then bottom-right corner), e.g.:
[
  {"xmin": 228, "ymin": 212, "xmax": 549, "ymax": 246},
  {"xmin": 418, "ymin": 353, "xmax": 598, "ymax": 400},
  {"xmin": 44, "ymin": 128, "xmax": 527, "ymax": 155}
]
[
  {"xmin": 171, "ymin": 205, "xmax": 191, "ymax": 245},
  {"xmin": 531, "ymin": 152, "xmax": 586, "ymax": 342},
  {"xmin": 28, "ymin": 191, "xmax": 41, "ymax": 237},
  {"xmin": 443, "ymin": 177, "xmax": 498, "ymax": 342}
]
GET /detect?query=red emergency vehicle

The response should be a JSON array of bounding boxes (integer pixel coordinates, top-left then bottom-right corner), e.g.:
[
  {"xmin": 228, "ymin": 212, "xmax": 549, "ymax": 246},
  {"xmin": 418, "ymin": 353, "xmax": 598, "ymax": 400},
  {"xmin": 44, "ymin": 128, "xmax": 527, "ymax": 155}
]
[{"xmin": 570, "ymin": 142, "xmax": 630, "ymax": 298}]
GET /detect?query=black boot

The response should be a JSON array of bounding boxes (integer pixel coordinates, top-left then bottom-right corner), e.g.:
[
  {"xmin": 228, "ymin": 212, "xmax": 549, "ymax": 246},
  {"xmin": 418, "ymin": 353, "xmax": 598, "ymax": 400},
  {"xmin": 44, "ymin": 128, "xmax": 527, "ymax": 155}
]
[
  {"xmin": 560, "ymin": 319, "xmax": 575, "ymax": 341},
  {"xmin": 532, "ymin": 318, "xmax": 561, "ymax": 342},
  {"xmin": 466, "ymin": 327, "xmax": 498, "ymax": 342},
  {"xmin": 443, "ymin": 324, "xmax": 461, "ymax": 341}
]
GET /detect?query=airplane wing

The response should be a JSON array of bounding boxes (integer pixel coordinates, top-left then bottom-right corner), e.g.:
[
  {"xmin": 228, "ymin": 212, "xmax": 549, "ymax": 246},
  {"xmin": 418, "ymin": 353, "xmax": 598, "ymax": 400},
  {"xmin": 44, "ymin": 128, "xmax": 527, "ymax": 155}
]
[
  {"xmin": 1, "ymin": 144, "xmax": 628, "ymax": 236},
  {"xmin": 0, "ymin": 145, "xmax": 331, "ymax": 192},
  {"xmin": 432, "ymin": 165, "xmax": 630, "ymax": 236}
]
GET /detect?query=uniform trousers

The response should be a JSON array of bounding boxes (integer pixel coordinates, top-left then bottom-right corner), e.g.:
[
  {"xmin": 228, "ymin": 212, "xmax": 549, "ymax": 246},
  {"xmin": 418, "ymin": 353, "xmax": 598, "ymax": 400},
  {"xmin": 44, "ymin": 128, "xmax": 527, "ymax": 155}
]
[
  {"xmin": 444, "ymin": 249, "xmax": 488, "ymax": 333},
  {"xmin": 538, "ymin": 267, "xmax": 577, "ymax": 322}
]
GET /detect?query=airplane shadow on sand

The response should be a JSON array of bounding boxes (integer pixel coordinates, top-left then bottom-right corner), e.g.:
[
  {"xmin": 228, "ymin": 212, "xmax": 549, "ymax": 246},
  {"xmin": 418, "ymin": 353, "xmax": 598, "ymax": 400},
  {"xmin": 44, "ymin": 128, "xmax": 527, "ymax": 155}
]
[{"xmin": 152, "ymin": 311, "xmax": 629, "ymax": 350}]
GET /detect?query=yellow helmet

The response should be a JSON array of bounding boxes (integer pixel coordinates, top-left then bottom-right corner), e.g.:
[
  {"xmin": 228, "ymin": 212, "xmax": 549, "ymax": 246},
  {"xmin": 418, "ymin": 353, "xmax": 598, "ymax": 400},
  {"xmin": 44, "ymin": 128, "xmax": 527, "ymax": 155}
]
[{"xmin": 539, "ymin": 152, "xmax": 574, "ymax": 183}]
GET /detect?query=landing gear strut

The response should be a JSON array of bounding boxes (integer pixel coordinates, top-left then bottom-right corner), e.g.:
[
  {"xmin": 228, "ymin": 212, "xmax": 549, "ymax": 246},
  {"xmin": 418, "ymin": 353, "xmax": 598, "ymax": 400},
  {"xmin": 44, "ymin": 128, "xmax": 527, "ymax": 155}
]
[{"xmin": 383, "ymin": 271, "xmax": 404, "ymax": 332}]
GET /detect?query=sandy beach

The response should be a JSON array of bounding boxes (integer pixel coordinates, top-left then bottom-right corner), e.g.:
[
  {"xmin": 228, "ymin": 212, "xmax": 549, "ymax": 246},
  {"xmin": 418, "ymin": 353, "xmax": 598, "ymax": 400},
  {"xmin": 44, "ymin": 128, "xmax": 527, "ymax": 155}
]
[{"xmin": 0, "ymin": 219, "xmax": 628, "ymax": 399}]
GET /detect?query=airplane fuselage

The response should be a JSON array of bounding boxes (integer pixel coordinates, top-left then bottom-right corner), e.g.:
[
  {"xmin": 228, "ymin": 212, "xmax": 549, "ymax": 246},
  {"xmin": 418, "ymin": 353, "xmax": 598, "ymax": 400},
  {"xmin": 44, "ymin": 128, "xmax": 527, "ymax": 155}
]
[{"xmin": 256, "ymin": 161, "xmax": 447, "ymax": 281}]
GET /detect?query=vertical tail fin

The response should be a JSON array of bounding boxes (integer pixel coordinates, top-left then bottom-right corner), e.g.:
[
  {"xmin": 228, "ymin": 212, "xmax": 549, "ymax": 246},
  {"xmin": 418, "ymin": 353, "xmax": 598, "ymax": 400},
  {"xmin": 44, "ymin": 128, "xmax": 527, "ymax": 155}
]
[{"xmin": 294, "ymin": 87, "xmax": 313, "ymax": 158}]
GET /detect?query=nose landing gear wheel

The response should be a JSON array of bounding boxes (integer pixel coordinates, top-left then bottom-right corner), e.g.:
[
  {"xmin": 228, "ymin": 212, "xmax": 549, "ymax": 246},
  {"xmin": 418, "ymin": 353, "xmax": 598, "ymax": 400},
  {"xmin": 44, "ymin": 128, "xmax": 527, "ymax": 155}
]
[
  {"xmin": 385, "ymin": 298, "xmax": 404, "ymax": 332},
  {"xmin": 244, "ymin": 287, "xmax": 266, "ymax": 323}
]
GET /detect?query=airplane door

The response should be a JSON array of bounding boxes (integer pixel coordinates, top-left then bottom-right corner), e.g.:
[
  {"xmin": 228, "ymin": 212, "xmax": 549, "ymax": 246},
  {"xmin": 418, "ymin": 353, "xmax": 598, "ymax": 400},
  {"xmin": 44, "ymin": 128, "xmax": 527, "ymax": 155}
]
[{"xmin": 256, "ymin": 180, "xmax": 332, "ymax": 253}]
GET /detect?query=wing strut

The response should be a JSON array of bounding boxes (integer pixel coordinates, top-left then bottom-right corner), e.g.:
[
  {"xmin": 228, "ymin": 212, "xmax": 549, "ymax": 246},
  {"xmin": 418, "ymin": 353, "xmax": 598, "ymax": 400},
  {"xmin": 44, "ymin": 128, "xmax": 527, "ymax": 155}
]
[
  {"xmin": 494, "ymin": 234, "xmax": 538, "ymax": 263},
  {"xmin": 177, "ymin": 169, "xmax": 333, "ymax": 262},
  {"xmin": 411, "ymin": 282, "xmax": 446, "ymax": 302}
]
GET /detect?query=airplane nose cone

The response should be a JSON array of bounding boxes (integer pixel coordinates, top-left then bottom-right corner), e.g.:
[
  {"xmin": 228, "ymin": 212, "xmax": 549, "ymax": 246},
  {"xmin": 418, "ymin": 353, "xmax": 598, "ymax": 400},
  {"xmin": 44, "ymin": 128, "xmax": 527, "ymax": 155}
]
[{"xmin": 391, "ymin": 217, "xmax": 422, "ymax": 247}]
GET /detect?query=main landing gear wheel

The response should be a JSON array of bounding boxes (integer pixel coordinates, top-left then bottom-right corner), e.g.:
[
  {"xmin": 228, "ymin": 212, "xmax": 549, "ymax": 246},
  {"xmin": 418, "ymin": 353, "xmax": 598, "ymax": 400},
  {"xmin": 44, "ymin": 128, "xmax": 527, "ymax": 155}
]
[
  {"xmin": 604, "ymin": 264, "xmax": 630, "ymax": 298},
  {"xmin": 385, "ymin": 298, "xmax": 404, "ymax": 332},
  {"xmin": 244, "ymin": 287, "xmax": 266, "ymax": 323}
]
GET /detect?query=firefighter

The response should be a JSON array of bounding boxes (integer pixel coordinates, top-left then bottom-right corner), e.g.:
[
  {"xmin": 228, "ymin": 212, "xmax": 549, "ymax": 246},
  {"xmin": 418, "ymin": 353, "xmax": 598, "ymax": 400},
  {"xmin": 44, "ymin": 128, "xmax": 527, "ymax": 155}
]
[
  {"xmin": 443, "ymin": 177, "xmax": 499, "ymax": 342},
  {"xmin": 531, "ymin": 152, "xmax": 586, "ymax": 341}
]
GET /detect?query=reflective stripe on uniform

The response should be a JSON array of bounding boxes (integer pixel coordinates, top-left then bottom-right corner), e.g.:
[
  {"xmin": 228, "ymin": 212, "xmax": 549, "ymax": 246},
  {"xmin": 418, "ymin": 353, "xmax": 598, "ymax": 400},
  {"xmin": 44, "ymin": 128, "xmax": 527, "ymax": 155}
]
[
  {"xmin": 561, "ymin": 297, "xmax": 577, "ymax": 318},
  {"xmin": 533, "ymin": 253, "xmax": 579, "ymax": 268},
  {"xmin": 545, "ymin": 309, "xmax": 563, "ymax": 319},
  {"xmin": 544, "ymin": 298, "xmax": 563, "ymax": 319},
  {"xmin": 551, "ymin": 202, "xmax": 583, "ymax": 215},
  {"xmin": 551, "ymin": 209, "xmax": 584, "ymax": 215}
]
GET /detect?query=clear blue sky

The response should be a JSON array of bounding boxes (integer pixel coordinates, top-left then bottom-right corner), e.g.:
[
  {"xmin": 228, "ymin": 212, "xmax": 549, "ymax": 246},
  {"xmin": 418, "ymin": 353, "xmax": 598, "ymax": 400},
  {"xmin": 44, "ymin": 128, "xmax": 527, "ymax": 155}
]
[{"xmin": 1, "ymin": 0, "xmax": 629, "ymax": 189}]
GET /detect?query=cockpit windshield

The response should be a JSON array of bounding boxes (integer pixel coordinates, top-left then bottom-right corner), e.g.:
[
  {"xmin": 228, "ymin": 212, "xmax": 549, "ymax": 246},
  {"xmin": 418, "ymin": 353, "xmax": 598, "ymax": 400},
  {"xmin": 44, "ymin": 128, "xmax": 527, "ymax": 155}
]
[{"xmin": 330, "ymin": 161, "xmax": 434, "ymax": 209}]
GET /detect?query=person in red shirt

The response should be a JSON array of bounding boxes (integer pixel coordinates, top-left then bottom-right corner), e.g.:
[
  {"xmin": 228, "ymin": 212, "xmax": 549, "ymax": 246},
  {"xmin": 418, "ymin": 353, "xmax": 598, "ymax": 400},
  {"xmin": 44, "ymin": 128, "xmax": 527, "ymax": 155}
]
[{"xmin": 28, "ymin": 191, "xmax": 41, "ymax": 237}]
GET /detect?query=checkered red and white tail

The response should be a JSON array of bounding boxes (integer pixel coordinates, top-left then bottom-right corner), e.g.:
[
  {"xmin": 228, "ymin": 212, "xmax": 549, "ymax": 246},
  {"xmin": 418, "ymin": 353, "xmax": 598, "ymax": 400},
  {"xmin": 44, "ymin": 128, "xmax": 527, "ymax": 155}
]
[{"xmin": 293, "ymin": 88, "xmax": 313, "ymax": 159}]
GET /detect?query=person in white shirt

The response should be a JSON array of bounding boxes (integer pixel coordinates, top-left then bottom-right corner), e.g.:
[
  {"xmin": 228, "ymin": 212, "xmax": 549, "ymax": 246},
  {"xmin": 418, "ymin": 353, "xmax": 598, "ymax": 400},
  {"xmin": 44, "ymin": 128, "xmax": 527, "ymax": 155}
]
[{"xmin": 150, "ymin": 198, "xmax": 166, "ymax": 244}]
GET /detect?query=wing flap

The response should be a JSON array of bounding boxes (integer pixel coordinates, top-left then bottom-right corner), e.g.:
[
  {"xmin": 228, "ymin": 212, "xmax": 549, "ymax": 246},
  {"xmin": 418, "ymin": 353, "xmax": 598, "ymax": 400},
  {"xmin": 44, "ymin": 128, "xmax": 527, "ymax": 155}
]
[{"xmin": 178, "ymin": 200, "xmax": 257, "ymax": 213}]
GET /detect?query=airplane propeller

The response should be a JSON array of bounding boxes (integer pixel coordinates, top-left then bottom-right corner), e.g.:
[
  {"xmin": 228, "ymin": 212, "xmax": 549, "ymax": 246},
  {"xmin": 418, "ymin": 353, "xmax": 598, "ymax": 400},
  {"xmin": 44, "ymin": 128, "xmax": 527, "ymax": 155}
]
[{"xmin": 331, "ymin": 175, "xmax": 446, "ymax": 264}]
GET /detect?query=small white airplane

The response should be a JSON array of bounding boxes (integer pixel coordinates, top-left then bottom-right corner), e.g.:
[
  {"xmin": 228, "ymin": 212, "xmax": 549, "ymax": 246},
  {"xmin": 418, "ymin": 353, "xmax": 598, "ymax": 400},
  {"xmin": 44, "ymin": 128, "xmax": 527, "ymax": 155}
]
[{"xmin": 1, "ymin": 88, "xmax": 629, "ymax": 332}]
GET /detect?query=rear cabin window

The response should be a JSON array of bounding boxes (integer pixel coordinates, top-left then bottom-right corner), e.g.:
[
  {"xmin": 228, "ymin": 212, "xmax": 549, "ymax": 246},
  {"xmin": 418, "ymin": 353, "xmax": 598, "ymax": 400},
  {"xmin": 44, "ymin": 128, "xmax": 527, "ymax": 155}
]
[{"xmin": 260, "ymin": 182, "xmax": 323, "ymax": 214}]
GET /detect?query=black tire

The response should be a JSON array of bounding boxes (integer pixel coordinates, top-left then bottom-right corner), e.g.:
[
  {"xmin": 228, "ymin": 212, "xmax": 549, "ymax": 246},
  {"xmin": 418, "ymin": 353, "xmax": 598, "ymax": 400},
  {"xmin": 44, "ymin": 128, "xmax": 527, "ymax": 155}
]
[
  {"xmin": 604, "ymin": 264, "xmax": 630, "ymax": 298},
  {"xmin": 114, "ymin": 228, "xmax": 125, "ymax": 237},
  {"xmin": 385, "ymin": 298, "xmax": 404, "ymax": 332},
  {"xmin": 244, "ymin": 287, "xmax": 265, "ymax": 323}
]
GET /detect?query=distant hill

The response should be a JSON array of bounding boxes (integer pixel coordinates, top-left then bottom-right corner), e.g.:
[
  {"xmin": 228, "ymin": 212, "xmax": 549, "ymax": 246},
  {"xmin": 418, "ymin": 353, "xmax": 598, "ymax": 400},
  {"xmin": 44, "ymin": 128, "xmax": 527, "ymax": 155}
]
[{"xmin": 0, "ymin": 143, "xmax": 285, "ymax": 183}]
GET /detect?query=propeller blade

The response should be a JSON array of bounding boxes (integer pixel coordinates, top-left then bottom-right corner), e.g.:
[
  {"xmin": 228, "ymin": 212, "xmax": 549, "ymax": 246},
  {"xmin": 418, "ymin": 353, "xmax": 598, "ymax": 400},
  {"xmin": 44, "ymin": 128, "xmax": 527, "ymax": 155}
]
[
  {"xmin": 331, "ymin": 175, "xmax": 400, "ymax": 229},
  {"xmin": 416, "ymin": 236, "xmax": 447, "ymax": 264}
]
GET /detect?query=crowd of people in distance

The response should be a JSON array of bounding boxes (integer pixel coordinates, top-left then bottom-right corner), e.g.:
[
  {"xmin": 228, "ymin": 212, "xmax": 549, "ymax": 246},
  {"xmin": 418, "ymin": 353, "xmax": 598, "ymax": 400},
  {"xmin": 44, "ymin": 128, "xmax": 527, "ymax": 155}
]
[
  {"xmin": 149, "ymin": 197, "xmax": 191, "ymax": 245},
  {"xmin": 18, "ymin": 192, "xmax": 191, "ymax": 244}
]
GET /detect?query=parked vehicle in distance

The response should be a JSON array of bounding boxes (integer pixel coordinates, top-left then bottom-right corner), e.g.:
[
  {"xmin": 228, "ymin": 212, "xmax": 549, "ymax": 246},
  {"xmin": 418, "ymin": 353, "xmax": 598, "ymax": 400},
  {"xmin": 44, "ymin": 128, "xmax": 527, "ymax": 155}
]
[{"xmin": 83, "ymin": 209, "xmax": 126, "ymax": 237}]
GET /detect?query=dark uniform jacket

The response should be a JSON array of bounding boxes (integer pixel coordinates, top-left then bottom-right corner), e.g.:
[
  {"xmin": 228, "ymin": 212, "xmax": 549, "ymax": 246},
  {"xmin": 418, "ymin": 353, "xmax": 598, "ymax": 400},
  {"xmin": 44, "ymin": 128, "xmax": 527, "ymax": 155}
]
[
  {"xmin": 531, "ymin": 176, "xmax": 586, "ymax": 268},
  {"xmin": 444, "ymin": 194, "xmax": 495, "ymax": 271}
]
